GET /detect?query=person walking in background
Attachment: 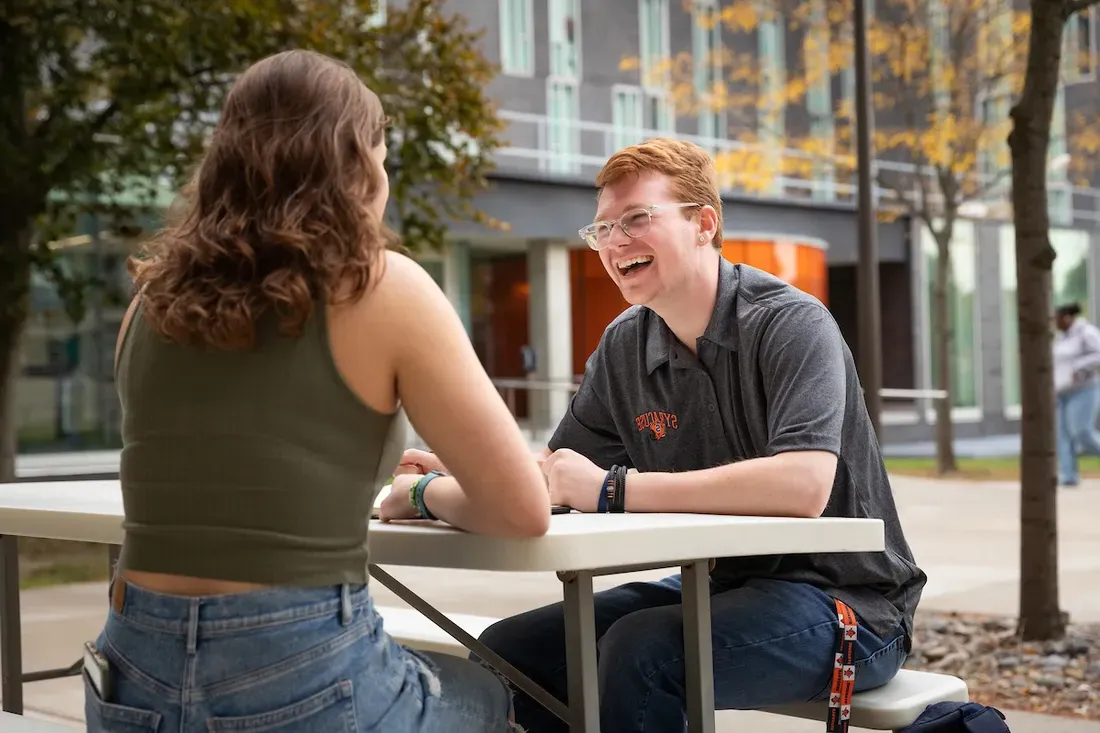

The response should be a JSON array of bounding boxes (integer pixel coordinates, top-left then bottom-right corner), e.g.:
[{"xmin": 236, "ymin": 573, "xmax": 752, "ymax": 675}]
[
  {"xmin": 1053, "ymin": 301, "xmax": 1100, "ymax": 487},
  {"xmin": 88, "ymin": 49, "xmax": 547, "ymax": 733}
]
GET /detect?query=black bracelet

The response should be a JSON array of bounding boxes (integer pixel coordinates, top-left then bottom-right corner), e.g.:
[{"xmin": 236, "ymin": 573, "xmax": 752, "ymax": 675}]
[
  {"xmin": 610, "ymin": 465, "xmax": 627, "ymax": 513},
  {"xmin": 597, "ymin": 468, "xmax": 614, "ymax": 513}
]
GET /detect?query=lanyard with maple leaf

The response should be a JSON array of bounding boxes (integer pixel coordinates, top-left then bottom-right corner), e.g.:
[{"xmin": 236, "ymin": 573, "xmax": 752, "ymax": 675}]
[{"xmin": 826, "ymin": 599, "xmax": 858, "ymax": 733}]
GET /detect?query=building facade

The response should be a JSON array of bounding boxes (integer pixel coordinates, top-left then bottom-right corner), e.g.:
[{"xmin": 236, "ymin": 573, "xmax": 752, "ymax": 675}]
[
  {"xmin": 413, "ymin": 0, "xmax": 1100, "ymax": 446},
  {"xmin": 16, "ymin": 0, "xmax": 1100, "ymax": 452}
]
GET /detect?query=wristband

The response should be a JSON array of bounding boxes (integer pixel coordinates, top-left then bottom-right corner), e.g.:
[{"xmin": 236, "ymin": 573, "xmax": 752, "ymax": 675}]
[
  {"xmin": 410, "ymin": 471, "xmax": 444, "ymax": 520},
  {"xmin": 597, "ymin": 468, "xmax": 615, "ymax": 513},
  {"xmin": 610, "ymin": 465, "xmax": 627, "ymax": 513}
]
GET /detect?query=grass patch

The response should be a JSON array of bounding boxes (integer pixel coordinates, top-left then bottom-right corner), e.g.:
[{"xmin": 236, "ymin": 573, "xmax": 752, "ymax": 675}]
[
  {"xmin": 884, "ymin": 455, "xmax": 1100, "ymax": 481},
  {"xmin": 16, "ymin": 538, "xmax": 112, "ymax": 590}
]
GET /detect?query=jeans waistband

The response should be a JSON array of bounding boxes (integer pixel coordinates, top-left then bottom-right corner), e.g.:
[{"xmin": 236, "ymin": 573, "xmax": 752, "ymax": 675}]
[{"xmin": 110, "ymin": 579, "xmax": 372, "ymax": 635}]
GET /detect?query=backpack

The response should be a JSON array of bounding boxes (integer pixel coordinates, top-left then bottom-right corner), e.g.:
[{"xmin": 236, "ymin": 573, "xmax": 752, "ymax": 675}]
[{"xmin": 897, "ymin": 702, "xmax": 1011, "ymax": 732}]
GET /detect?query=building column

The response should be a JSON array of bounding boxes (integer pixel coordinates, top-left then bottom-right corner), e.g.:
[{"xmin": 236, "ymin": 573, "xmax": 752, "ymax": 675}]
[
  {"xmin": 443, "ymin": 241, "xmax": 472, "ymax": 335},
  {"xmin": 527, "ymin": 241, "xmax": 573, "ymax": 438}
]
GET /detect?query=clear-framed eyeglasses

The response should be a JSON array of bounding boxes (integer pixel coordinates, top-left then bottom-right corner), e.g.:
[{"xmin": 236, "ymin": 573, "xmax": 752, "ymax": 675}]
[{"xmin": 578, "ymin": 202, "xmax": 702, "ymax": 251}]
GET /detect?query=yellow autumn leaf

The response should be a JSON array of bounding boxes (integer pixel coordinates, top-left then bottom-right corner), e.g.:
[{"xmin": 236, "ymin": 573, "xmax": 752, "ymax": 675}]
[{"xmin": 719, "ymin": 2, "xmax": 760, "ymax": 32}]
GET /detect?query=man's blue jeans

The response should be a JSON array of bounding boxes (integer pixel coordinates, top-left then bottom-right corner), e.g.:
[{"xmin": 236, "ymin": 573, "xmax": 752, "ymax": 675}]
[
  {"xmin": 476, "ymin": 575, "xmax": 908, "ymax": 733},
  {"xmin": 1057, "ymin": 382, "xmax": 1100, "ymax": 485}
]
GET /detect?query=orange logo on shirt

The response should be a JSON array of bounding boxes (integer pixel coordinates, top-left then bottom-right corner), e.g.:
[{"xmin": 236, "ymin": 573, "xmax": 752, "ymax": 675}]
[{"xmin": 635, "ymin": 411, "xmax": 678, "ymax": 440}]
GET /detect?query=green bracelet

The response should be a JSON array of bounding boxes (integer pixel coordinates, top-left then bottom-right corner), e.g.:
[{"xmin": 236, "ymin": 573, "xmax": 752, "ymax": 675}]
[{"xmin": 409, "ymin": 471, "xmax": 443, "ymax": 520}]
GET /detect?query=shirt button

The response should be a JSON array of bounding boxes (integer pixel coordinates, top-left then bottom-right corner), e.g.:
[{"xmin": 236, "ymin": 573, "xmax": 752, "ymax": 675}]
[{"xmin": 708, "ymin": 403, "xmax": 716, "ymax": 413}]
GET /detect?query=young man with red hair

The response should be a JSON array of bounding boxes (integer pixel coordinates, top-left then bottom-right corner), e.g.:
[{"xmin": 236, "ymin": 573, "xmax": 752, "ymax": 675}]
[{"xmin": 406, "ymin": 138, "xmax": 926, "ymax": 732}]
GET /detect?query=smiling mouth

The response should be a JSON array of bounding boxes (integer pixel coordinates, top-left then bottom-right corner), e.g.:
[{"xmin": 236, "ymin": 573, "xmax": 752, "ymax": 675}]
[{"xmin": 616, "ymin": 255, "xmax": 654, "ymax": 277}]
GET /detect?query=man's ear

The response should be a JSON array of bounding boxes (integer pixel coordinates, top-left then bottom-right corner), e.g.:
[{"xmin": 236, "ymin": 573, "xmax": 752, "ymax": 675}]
[{"xmin": 698, "ymin": 205, "xmax": 720, "ymax": 247}]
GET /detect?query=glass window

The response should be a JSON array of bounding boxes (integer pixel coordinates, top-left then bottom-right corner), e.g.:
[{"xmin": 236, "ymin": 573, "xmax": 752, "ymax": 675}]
[
  {"xmin": 547, "ymin": 80, "xmax": 579, "ymax": 174},
  {"xmin": 1064, "ymin": 5, "xmax": 1097, "ymax": 83},
  {"xmin": 805, "ymin": 0, "xmax": 833, "ymax": 200},
  {"xmin": 639, "ymin": 0, "xmax": 669, "ymax": 88},
  {"xmin": 500, "ymin": 0, "xmax": 534, "ymax": 76},
  {"xmin": 1049, "ymin": 84, "xmax": 1072, "ymax": 226},
  {"xmin": 922, "ymin": 222, "xmax": 980, "ymax": 410},
  {"xmin": 644, "ymin": 91, "xmax": 674, "ymax": 132},
  {"xmin": 693, "ymin": 0, "xmax": 724, "ymax": 143},
  {"xmin": 999, "ymin": 226, "xmax": 1091, "ymax": 410},
  {"xmin": 550, "ymin": 0, "xmax": 581, "ymax": 78},
  {"xmin": 758, "ymin": 10, "xmax": 785, "ymax": 196},
  {"xmin": 613, "ymin": 86, "xmax": 644, "ymax": 150}
]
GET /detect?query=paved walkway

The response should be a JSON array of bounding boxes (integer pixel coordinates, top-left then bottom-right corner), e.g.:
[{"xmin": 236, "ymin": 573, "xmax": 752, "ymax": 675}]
[{"xmin": 3, "ymin": 475, "xmax": 1099, "ymax": 731}]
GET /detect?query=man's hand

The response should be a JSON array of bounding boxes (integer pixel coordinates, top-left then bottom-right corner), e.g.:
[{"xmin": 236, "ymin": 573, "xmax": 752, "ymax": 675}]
[
  {"xmin": 395, "ymin": 449, "xmax": 447, "ymax": 476},
  {"xmin": 378, "ymin": 474, "xmax": 422, "ymax": 522},
  {"xmin": 541, "ymin": 449, "xmax": 606, "ymax": 512}
]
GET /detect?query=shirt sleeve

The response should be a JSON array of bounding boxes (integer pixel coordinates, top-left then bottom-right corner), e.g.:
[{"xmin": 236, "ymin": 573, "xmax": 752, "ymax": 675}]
[
  {"xmin": 547, "ymin": 351, "xmax": 630, "ymax": 469},
  {"xmin": 758, "ymin": 303, "xmax": 847, "ymax": 456},
  {"xmin": 1071, "ymin": 322, "xmax": 1100, "ymax": 373}
]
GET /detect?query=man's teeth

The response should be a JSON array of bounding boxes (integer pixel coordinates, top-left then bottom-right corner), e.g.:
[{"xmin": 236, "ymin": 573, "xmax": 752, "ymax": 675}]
[{"xmin": 617, "ymin": 256, "xmax": 653, "ymax": 270}]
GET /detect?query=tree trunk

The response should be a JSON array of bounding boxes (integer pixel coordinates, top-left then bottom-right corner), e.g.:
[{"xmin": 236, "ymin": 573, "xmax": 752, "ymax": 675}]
[
  {"xmin": 0, "ymin": 224, "xmax": 32, "ymax": 484},
  {"xmin": 932, "ymin": 230, "xmax": 958, "ymax": 474},
  {"xmin": 1009, "ymin": 0, "xmax": 1071, "ymax": 642}
]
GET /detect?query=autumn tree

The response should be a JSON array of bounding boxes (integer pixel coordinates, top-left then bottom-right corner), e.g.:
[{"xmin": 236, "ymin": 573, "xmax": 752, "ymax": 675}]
[
  {"xmin": 632, "ymin": 0, "xmax": 1032, "ymax": 474},
  {"xmin": 1010, "ymin": 0, "xmax": 1099, "ymax": 642},
  {"xmin": 0, "ymin": 0, "xmax": 503, "ymax": 481}
]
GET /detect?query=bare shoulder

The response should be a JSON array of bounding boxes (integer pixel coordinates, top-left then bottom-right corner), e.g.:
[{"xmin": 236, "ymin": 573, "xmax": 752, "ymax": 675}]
[{"xmin": 348, "ymin": 250, "xmax": 440, "ymax": 321}]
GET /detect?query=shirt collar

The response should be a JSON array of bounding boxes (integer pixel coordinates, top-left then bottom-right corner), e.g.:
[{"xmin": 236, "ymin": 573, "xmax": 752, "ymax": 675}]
[{"xmin": 644, "ymin": 258, "xmax": 741, "ymax": 373}]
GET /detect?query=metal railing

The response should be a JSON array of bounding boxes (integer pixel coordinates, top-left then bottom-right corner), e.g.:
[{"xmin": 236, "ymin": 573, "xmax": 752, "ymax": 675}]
[{"xmin": 494, "ymin": 109, "xmax": 1100, "ymax": 225}]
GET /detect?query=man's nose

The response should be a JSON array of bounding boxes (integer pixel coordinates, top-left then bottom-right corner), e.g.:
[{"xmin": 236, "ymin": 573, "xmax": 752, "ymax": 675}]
[{"xmin": 606, "ymin": 223, "xmax": 632, "ymax": 248}]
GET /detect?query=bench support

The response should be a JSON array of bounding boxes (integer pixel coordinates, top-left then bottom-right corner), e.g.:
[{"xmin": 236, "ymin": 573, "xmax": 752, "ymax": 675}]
[{"xmin": 1, "ymin": 535, "xmax": 23, "ymax": 714}]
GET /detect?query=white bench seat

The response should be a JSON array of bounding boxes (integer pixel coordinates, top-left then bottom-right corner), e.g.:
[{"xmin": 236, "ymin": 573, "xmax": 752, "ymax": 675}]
[
  {"xmin": 379, "ymin": 606, "xmax": 498, "ymax": 657},
  {"xmin": 762, "ymin": 668, "xmax": 970, "ymax": 731},
  {"xmin": 378, "ymin": 607, "xmax": 969, "ymax": 731},
  {"xmin": 0, "ymin": 712, "xmax": 80, "ymax": 732}
]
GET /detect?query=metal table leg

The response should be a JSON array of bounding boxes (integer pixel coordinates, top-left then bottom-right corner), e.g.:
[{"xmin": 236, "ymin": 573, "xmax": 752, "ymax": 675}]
[
  {"xmin": 367, "ymin": 564, "xmax": 570, "ymax": 724},
  {"xmin": 559, "ymin": 570, "xmax": 599, "ymax": 732},
  {"xmin": 1, "ymin": 535, "xmax": 23, "ymax": 714},
  {"xmin": 682, "ymin": 560, "xmax": 715, "ymax": 733}
]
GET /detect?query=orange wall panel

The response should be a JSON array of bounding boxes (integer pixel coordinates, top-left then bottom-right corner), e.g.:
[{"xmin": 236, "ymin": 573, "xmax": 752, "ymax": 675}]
[{"xmin": 568, "ymin": 237, "xmax": 829, "ymax": 376}]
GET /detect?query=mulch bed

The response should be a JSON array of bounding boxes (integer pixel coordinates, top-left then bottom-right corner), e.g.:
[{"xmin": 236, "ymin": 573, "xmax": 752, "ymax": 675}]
[{"xmin": 905, "ymin": 611, "xmax": 1100, "ymax": 720}]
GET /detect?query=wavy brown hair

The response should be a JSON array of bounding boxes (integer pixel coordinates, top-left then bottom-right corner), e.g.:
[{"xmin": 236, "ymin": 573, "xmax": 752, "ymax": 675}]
[{"xmin": 130, "ymin": 49, "xmax": 397, "ymax": 350}]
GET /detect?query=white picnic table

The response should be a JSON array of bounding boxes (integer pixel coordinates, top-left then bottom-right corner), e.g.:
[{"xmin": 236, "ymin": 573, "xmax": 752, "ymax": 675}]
[{"xmin": 0, "ymin": 479, "xmax": 886, "ymax": 732}]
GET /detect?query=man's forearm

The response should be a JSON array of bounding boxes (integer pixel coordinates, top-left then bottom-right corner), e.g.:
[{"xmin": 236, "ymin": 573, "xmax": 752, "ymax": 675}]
[{"xmin": 624, "ymin": 451, "xmax": 836, "ymax": 518}]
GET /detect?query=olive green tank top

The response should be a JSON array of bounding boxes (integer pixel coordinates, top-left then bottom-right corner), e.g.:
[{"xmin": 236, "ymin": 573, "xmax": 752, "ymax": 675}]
[{"xmin": 114, "ymin": 301, "xmax": 405, "ymax": 586}]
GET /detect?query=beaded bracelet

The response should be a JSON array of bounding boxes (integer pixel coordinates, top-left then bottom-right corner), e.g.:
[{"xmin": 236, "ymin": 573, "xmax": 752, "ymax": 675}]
[
  {"xmin": 409, "ymin": 471, "xmax": 444, "ymax": 520},
  {"xmin": 597, "ymin": 468, "xmax": 616, "ymax": 513}
]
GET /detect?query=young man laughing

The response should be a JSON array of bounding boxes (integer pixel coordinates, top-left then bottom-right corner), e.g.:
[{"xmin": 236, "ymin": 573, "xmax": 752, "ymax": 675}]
[{"xmin": 399, "ymin": 138, "xmax": 925, "ymax": 732}]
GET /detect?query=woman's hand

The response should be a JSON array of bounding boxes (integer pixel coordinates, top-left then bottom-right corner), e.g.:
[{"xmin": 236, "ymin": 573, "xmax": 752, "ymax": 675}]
[
  {"xmin": 395, "ymin": 449, "xmax": 447, "ymax": 476},
  {"xmin": 378, "ymin": 474, "xmax": 422, "ymax": 522}
]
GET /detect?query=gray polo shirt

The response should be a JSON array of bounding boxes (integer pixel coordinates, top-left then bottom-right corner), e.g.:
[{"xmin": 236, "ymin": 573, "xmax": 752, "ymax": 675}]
[{"xmin": 548, "ymin": 258, "xmax": 926, "ymax": 644}]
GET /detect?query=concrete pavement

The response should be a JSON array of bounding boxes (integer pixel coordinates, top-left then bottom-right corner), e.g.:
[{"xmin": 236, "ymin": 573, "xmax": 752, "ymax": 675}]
[{"xmin": 3, "ymin": 474, "xmax": 1099, "ymax": 731}]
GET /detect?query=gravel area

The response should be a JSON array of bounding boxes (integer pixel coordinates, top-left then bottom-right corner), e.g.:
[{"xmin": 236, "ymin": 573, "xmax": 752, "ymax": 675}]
[{"xmin": 906, "ymin": 611, "xmax": 1100, "ymax": 720}]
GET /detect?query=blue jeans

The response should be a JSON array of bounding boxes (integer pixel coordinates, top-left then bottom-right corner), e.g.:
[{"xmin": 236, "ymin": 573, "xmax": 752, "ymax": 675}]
[
  {"xmin": 1057, "ymin": 382, "xmax": 1100, "ymax": 485},
  {"xmin": 85, "ymin": 581, "xmax": 516, "ymax": 733},
  {"xmin": 476, "ymin": 576, "xmax": 907, "ymax": 733}
]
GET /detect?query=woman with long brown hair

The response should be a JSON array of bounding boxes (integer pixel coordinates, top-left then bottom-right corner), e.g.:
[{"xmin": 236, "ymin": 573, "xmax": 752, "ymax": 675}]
[{"xmin": 84, "ymin": 49, "xmax": 547, "ymax": 732}]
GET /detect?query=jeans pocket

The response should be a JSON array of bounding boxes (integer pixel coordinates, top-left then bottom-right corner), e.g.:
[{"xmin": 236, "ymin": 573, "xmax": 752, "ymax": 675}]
[
  {"xmin": 83, "ymin": 671, "xmax": 164, "ymax": 732},
  {"xmin": 206, "ymin": 680, "xmax": 358, "ymax": 733},
  {"xmin": 853, "ymin": 634, "xmax": 907, "ymax": 693}
]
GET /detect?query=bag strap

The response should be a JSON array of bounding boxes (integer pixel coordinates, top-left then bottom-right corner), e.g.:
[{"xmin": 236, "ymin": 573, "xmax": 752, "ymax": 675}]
[{"xmin": 826, "ymin": 599, "xmax": 858, "ymax": 732}]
